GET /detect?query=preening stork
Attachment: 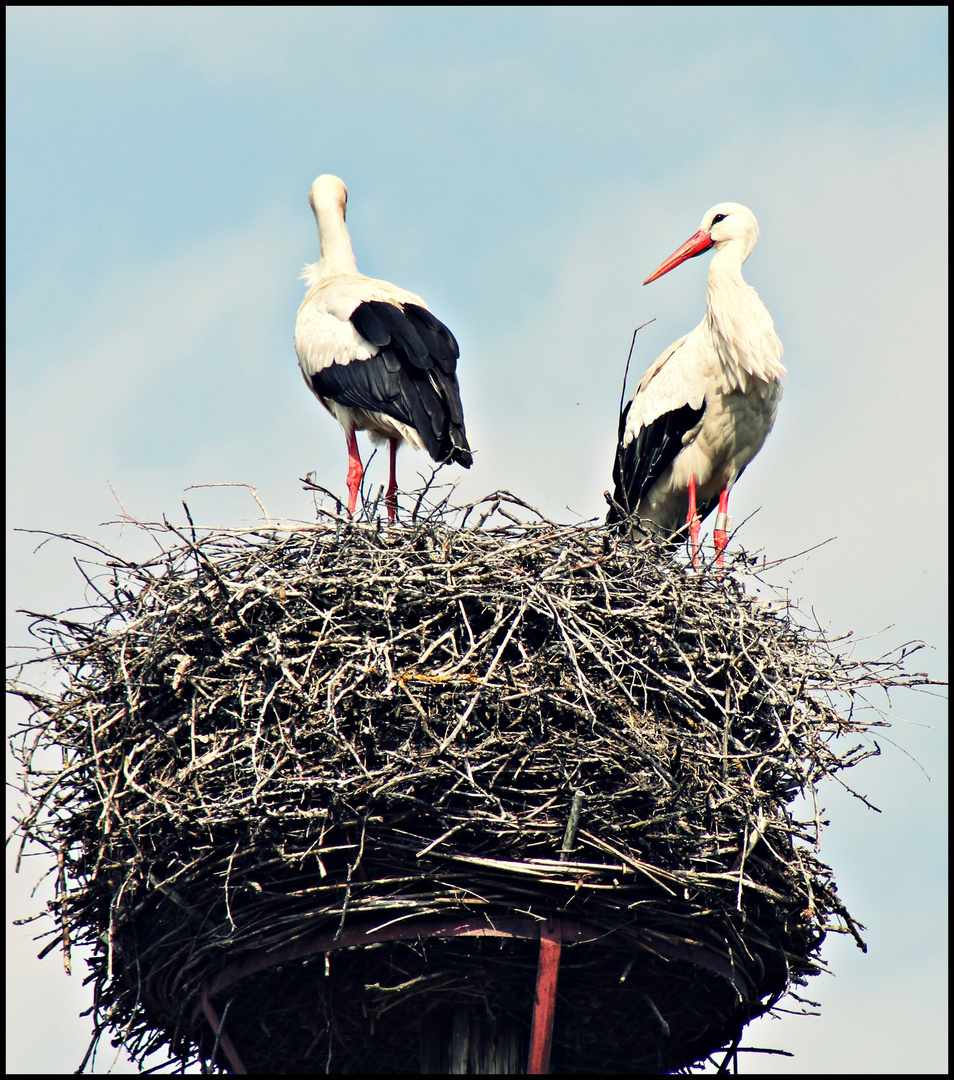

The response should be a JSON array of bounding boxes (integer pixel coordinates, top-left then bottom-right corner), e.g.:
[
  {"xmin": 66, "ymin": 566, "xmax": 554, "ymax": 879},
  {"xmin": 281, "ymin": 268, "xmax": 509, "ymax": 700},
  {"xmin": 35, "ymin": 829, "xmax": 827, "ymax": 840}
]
[
  {"xmin": 295, "ymin": 175, "xmax": 472, "ymax": 520},
  {"xmin": 608, "ymin": 203, "xmax": 787, "ymax": 566}
]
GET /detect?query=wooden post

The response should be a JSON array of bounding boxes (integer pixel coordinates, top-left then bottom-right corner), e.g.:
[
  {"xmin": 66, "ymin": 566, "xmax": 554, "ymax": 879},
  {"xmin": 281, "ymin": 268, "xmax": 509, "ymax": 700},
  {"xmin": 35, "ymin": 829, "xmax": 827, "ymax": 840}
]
[{"xmin": 421, "ymin": 1006, "xmax": 523, "ymax": 1073}]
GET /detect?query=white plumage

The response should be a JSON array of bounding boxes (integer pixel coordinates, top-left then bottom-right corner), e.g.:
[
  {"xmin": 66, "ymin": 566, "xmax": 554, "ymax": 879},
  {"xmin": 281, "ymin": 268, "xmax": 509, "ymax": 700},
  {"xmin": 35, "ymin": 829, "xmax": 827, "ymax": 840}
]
[
  {"xmin": 295, "ymin": 175, "xmax": 471, "ymax": 519},
  {"xmin": 609, "ymin": 203, "xmax": 787, "ymax": 565}
]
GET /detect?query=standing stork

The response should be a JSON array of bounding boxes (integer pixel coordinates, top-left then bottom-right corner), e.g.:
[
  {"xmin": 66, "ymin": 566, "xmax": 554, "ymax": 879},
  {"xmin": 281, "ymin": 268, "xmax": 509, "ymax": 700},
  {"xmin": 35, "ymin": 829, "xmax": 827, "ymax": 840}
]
[
  {"xmin": 295, "ymin": 175, "xmax": 472, "ymax": 520},
  {"xmin": 608, "ymin": 203, "xmax": 787, "ymax": 566}
]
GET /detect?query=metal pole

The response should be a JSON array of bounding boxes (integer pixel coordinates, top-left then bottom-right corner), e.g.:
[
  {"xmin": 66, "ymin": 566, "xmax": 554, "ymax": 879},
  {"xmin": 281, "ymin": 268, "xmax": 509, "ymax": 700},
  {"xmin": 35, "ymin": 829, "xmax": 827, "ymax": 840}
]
[{"xmin": 526, "ymin": 919, "xmax": 562, "ymax": 1074}]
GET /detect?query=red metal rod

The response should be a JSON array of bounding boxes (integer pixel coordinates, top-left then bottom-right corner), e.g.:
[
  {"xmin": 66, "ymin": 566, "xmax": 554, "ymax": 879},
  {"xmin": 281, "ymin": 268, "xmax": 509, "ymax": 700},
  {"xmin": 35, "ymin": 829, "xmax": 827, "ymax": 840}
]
[
  {"xmin": 201, "ymin": 991, "xmax": 248, "ymax": 1074},
  {"xmin": 527, "ymin": 919, "xmax": 562, "ymax": 1074}
]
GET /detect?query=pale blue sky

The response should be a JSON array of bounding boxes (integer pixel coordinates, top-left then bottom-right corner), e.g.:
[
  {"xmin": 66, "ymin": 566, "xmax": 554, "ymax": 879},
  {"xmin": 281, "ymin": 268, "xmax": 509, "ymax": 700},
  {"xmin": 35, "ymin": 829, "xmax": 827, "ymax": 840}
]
[{"xmin": 7, "ymin": 7, "xmax": 948, "ymax": 1073}]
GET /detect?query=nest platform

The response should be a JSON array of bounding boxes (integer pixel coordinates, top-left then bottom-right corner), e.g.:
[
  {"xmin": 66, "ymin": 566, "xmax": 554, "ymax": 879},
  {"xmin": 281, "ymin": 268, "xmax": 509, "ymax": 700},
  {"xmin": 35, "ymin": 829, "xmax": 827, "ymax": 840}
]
[{"xmin": 9, "ymin": 490, "xmax": 931, "ymax": 1073}]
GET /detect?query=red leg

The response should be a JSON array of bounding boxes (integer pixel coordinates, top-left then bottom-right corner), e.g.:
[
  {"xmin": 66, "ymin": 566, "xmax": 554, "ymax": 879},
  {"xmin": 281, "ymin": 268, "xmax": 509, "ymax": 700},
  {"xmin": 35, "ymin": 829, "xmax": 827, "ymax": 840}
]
[
  {"xmin": 385, "ymin": 438, "xmax": 399, "ymax": 522},
  {"xmin": 686, "ymin": 475, "xmax": 701, "ymax": 568},
  {"xmin": 713, "ymin": 488, "xmax": 729, "ymax": 569},
  {"xmin": 345, "ymin": 428, "xmax": 363, "ymax": 516}
]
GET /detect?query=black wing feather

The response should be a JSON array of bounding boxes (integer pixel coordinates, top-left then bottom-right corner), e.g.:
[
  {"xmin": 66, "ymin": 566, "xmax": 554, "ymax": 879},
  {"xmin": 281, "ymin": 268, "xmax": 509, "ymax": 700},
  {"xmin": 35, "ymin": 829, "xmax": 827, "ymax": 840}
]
[
  {"xmin": 403, "ymin": 304, "xmax": 460, "ymax": 374},
  {"xmin": 608, "ymin": 400, "xmax": 706, "ymax": 525},
  {"xmin": 351, "ymin": 301, "xmax": 432, "ymax": 368},
  {"xmin": 311, "ymin": 300, "xmax": 471, "ymax": 467}
]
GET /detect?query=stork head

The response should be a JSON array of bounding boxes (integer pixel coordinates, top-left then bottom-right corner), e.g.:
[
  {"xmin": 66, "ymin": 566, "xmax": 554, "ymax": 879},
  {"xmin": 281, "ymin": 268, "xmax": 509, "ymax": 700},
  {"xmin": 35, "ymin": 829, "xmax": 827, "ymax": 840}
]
[
  {"xmin": 644, "ymin": 203, "xmax": 760, "ymax": 285},
  {"xmin": 309, "ymin": 174, "xmax": 349, "ymax": 225}
]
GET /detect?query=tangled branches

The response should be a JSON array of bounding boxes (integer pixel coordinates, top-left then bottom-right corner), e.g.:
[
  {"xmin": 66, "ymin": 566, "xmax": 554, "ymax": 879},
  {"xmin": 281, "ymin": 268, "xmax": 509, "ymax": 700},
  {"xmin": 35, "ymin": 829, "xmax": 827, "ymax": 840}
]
[{"xmin": 7, "ymin": 489, "xmax": 937, "ymax": 1073}]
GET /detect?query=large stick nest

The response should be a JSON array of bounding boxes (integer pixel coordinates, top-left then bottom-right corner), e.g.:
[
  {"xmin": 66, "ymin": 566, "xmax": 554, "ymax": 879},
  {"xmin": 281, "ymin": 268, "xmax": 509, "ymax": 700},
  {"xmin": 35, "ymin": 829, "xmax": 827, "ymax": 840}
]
[{"xmin": 8, "ymin": 489, "xmax": 935, "ymax": 1073}]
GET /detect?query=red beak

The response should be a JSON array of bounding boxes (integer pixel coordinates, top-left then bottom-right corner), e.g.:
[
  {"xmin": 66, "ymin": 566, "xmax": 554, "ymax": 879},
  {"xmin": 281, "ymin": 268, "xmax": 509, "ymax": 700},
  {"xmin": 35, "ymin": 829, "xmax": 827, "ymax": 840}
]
[{"xmin": 643, "ymin": 228, "xmax": 715, "ymax": 285}]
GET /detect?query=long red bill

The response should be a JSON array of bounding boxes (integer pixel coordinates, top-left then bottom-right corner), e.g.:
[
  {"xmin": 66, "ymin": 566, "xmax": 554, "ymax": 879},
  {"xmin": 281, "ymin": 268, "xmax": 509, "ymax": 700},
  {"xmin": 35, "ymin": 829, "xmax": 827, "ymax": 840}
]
[{"xmin": 643, "ymin": 228, "xmax": 714, "ymax": 285}]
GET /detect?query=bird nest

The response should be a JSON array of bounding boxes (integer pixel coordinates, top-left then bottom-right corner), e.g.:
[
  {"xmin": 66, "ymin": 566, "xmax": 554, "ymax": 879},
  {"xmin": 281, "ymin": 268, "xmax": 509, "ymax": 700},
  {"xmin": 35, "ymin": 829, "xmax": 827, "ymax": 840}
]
[{"xmin": 7, "ymin": 488, "xmax": 934, "ymax": 1073}]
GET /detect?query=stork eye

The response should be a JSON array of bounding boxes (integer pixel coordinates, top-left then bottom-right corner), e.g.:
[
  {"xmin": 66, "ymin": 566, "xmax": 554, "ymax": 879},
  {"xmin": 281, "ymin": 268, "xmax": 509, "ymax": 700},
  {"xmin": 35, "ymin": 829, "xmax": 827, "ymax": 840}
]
[{"xmin": 711, "ymin": 213, "xmax": 727, "ymax": 225}]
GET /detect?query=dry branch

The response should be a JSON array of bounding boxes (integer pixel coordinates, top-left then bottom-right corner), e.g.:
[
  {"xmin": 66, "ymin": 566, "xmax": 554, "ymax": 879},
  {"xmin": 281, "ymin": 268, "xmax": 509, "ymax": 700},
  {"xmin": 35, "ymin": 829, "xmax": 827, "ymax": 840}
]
[{"xmin": 7, "ymin": 487, "xmax": 939, "ymax": 1073}]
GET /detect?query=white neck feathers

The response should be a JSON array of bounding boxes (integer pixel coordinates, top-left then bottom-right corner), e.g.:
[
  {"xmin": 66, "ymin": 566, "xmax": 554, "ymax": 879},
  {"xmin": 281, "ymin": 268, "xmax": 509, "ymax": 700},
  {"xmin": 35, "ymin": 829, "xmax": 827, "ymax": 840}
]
[
  {"xmin": 704, "ymin": 250, "xmax": 787, "ymax": 391},
  {"xmin": 301, "ymin": 179, "xmax": 360, "ymax": 287}
]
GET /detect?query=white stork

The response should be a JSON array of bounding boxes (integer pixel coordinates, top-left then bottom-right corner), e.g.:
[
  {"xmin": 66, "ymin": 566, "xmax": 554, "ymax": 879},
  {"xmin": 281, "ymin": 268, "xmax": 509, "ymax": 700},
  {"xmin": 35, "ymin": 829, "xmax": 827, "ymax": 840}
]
[
  {"xmin": 608, "ymin": 203, "xmax": 787, "ymax": 566},
  {"xmin": 295, "ymin": 175, "xmax": 472, "ymax": 520}
]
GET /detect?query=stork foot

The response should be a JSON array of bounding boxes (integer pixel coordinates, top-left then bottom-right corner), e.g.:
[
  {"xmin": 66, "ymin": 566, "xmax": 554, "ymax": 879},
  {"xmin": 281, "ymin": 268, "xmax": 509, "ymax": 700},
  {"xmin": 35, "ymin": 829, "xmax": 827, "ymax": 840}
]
[
  {"xmin": 686, "ymin": 474, "xmax": 701, "ymax": 569},
  {"xmin": 714, "ymin": 523, "xmax": 728, "ymax": 571},
  {"xmin": 346, "ymin": 469, "xmax": 363, "ymax": 517},
  {"xmin": 713, "ymin": 491, "xmax": 731, "ymax": 574},
  {"xmin": 385, "ymin": 438, "xmax": 399, "ymax": 523},
  {"xmin": 345, "ymin": 430, "xmax": 363, "ymax": 516},
  {"xmin": 689, "ymin": 516, "xmax": 702, "ymax": 569}
]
